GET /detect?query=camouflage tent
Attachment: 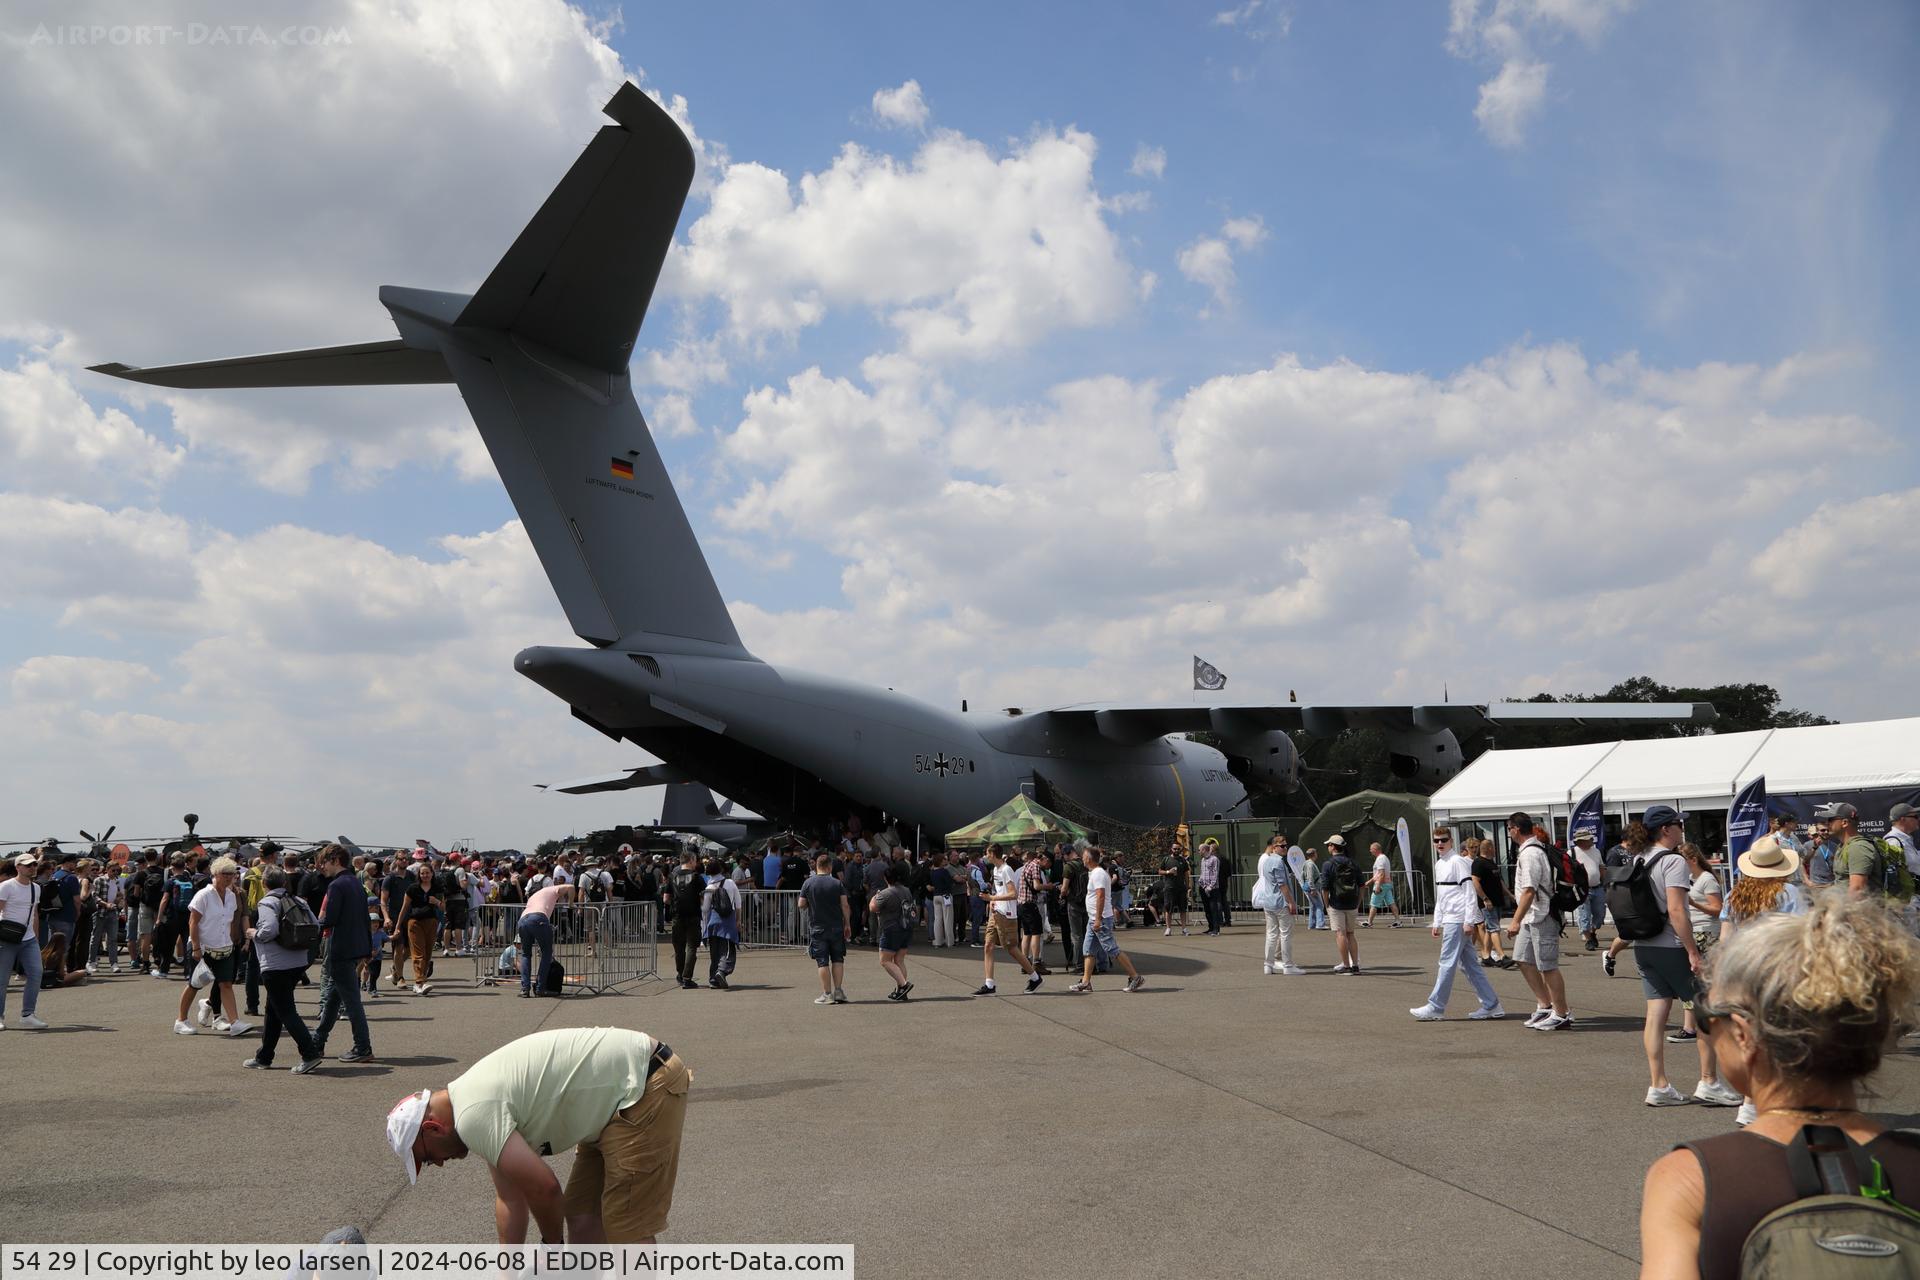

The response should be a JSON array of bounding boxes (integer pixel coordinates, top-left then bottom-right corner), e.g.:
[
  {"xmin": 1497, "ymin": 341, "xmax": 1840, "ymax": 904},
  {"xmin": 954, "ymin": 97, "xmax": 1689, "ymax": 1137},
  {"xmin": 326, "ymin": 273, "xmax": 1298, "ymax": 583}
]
[{"xmin": 946, "ymin": 794, "xmax": 1094, "ymax": 850}]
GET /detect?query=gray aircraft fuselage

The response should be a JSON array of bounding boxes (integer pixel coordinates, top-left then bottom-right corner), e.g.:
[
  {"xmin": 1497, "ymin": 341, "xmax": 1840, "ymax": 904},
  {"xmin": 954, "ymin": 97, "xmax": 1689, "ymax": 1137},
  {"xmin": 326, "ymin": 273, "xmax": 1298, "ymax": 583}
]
[{"xmin": 518, "ymin": 645, "xmax": 1254, "ymax": 835}]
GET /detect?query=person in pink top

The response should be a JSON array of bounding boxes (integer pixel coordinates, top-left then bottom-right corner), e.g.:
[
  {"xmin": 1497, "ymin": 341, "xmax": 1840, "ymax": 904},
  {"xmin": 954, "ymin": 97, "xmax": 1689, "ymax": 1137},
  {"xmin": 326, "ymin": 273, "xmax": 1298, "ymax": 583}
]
[{"xmin": 518, "ymin": 881, "xmax": 576, "ymax": 998}]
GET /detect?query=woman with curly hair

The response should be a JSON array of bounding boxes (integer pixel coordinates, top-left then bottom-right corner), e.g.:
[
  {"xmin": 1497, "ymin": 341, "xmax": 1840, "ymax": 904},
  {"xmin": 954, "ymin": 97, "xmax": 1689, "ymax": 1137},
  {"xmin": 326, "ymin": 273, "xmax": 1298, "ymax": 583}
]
[{"xmin": 1638, "ymin": 889, "xmax": 1920, "ymax": 1279}]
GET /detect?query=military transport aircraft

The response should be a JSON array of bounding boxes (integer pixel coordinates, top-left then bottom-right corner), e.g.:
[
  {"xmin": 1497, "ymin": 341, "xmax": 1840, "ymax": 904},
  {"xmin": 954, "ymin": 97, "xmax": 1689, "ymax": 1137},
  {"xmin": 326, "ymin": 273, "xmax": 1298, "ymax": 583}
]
[{"xmin": 94, "ymin": 83, "xmax": 1711, "ymax": 835}]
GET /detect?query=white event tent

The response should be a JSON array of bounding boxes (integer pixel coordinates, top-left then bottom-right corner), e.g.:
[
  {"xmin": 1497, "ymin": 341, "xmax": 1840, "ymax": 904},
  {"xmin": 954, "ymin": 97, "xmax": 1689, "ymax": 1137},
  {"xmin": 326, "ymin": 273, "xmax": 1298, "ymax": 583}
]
[{"xmin": 1429, "ymin": 716, "xmax": 1920, "ymax": 849}]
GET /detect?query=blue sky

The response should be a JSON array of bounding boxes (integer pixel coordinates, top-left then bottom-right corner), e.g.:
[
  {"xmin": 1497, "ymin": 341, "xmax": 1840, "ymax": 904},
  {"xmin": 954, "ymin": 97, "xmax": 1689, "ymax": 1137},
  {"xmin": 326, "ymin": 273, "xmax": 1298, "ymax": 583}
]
[{"xmin": 0, "ymin": 0, "xmax": 1913, "ymax": 849}]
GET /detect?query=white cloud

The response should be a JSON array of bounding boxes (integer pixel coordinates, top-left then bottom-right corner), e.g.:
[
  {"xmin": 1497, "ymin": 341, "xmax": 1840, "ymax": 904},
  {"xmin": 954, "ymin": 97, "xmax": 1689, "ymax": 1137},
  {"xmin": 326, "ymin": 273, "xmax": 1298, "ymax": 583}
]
[
  {"xmin": 0, "ymin": 356, "xmax": 184, "ymax": 498},
  {"xmin": 709, "ymin": 340, "xmax": 1903, "ymax": 725},
  {"xmin": 1130, "ymin": 144, "xmax": 1167, "ymax": 179},
  {"xmin": 1752, "ymin": 490, "xmax": 1920, "ymax": 601},
  {"xmin": 9, "ymin": 655, "xmax": 158, "ymax": 704},
  {"xmin": 1473, "ymin": 58, "xmax": 1550, "ymax": 148},
  {"xmin": 1447, "ymin": 0, "xmax": 1634, "ymax": 146},
  {"xmin": 1213, "ymin": 0, "xmax": 1291, "ymax": 37},
  {"xmin": 1178, "ymin": 215, "xmax": 1268, "ymax": 306},
  {"xmin": 0, "ymin": 0, "xmax": 641, "ymax": 491},
  {"xmin": 871, "ymin": 80, "xmax": 929, "ymax": 131},
  {"xmin": 676, "ymin": 127, "xmax": 1144, "ymax": 359}
]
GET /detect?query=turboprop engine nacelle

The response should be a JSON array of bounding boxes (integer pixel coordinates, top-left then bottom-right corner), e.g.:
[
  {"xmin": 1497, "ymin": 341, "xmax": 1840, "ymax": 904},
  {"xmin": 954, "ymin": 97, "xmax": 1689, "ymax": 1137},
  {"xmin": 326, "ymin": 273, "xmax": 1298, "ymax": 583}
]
[{"xmin": 1386, "ymin": 728, "xmax": 1464, "ymax": 787}]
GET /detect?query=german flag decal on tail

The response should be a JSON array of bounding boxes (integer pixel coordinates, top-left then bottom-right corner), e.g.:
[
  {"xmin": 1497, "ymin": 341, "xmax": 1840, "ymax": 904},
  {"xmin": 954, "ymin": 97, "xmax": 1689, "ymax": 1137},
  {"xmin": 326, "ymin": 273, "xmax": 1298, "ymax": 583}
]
[{"xmin": 610, "ymin": 457, "xmax": 634, "ymax": 480}]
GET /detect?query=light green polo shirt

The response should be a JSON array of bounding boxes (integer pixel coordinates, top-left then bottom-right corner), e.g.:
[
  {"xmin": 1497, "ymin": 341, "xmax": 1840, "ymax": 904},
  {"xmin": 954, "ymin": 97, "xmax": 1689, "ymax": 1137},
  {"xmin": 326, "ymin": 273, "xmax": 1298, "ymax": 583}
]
[{"xmin": 448, "ymin": 1027, "xmax": 657, "ymax": 1165}]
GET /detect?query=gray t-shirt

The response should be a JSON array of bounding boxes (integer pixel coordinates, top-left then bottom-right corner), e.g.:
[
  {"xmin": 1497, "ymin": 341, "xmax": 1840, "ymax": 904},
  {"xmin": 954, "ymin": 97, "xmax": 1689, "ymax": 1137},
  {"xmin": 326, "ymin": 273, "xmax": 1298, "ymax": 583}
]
[
  {"xmin": 872, "ymin": 884, "xmax": 914, "ymax": 933},
  {"xmin": 799, "ymin": 872, "xmax": 846, "ymax": 937}
]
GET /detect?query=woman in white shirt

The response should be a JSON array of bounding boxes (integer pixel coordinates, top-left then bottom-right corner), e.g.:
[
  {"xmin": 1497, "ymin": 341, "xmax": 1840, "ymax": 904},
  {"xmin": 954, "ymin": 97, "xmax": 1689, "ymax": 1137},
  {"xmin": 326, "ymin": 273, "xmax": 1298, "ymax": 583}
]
[
  {"xmin": 1666, "ymin": 844, "xmax": 1724, "ymax": 1046},
  {"xmin": 175, "ymin": 856, "xmax": 252, "ymax": 1037},
  {"xmin": 1, "ymin": 853, "xmax": 50, "ymax": 1029}
]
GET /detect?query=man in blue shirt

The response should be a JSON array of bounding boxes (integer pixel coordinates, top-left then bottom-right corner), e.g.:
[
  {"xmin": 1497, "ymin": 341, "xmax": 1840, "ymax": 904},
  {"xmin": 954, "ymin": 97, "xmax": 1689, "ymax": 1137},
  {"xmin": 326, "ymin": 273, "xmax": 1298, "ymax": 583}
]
[
  {"xmin": 313, "ymin": 843, "xmax": 375, "ymax": 1063},
  {"xmin": 44, "ymin": 849, "xmax": 82, "ymax": 985},
  {"xmin": 761, "ymin": 846, "xmax": 784, "ymax": 890}
]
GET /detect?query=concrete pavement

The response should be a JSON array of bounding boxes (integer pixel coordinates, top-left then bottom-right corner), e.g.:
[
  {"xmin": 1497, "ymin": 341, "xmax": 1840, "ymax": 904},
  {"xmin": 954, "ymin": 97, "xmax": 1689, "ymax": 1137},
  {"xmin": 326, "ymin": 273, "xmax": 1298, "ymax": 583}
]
[{"xmin": 6, "ymin": 920, "xmax": 1917, "ymax": 1278}]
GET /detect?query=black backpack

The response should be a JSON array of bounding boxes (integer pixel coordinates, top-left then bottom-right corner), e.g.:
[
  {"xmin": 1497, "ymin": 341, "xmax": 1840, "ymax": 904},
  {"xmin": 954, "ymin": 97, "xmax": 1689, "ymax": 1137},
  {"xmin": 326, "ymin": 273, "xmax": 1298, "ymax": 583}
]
[
  {"xmin": 710, "ymin": 881, "xmax": 735, "ymax": 918},
  {"xmin": 1605, "ymin": 850, "xmax": 1678, "ymax": 940},
  {"xmin": 541, "ymin": 957, "xmax": 565, "ymax": 995},
  {"xmin": 274, "ymin": 893, "xmax": 321, "ymax": 950},
  {"xmin": 1541, "ymin": 847, "xmax": 1582, "ymax": 919},
  {"xmin": 1326, "ymin": 856, "xmax": 1362, "ymax": 910}
]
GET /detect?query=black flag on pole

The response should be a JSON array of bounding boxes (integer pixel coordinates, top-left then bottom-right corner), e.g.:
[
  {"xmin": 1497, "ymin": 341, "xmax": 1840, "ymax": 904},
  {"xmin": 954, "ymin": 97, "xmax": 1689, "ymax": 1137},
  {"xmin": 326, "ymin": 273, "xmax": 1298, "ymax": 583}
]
[{"xmin": 1193, "ymin": 655, "xmax": 1227, "ymax": 692}]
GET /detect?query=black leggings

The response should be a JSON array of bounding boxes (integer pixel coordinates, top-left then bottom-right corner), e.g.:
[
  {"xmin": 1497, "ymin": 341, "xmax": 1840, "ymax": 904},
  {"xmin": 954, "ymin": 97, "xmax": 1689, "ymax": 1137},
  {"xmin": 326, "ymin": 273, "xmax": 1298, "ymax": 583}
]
[{"xmin": 258, "ymin": 968, "xmax": 318, "ymax": 1066}]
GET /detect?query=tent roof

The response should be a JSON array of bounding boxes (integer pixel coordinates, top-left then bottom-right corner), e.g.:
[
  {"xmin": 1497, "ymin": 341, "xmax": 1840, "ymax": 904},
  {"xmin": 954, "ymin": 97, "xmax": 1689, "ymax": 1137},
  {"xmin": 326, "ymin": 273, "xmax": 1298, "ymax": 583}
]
[
  {"xmin": 1576, "ymin": 729, "xmax": 1773, "ymax": 804},
  {"xmin": 1427, "ymin": 741, "xmax": 1620, "ymax": 814},
  {"xmin": 1298, "ymin": 790, "xmax": 1431, "ymax": 851},
  {"xmin": 1743, "ymin": 718, "xmax": 1920, "ymax": 793},
  {"xmin": 1430, "ymin": 716, "xmax": 1920, "ymax": 816},
  {"xmin": 946, "ymin": 794, "xmax": 1092, "ymax": 849}
]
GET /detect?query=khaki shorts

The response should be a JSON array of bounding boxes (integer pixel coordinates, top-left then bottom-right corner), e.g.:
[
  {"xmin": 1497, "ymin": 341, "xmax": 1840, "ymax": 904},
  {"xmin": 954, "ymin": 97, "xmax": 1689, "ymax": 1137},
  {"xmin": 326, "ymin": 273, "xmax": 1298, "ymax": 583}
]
[
  {"xmin": 565, "ymin": 1053, "xmax": 692, "ymax": 1241},
  {"xmin": 1327, "ymin": 908, "xmax": 1359, "ymax": 934},
  {"xmin": 1512, "ymin": 921, "xmax": 1560, "ymax": 971},
  {"xmin": 985, "ymin": 913, "xmax": 1020, "ymax": 949}
]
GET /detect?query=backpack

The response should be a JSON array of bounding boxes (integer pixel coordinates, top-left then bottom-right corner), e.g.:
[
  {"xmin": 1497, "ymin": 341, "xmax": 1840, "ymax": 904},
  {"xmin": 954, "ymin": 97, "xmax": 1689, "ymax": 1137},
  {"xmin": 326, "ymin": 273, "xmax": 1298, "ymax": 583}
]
[
  {"xmin": 1543, "ymin": 848, "xmax": 1583, "ymax": 919},
  {"xmin": 1876, "ymin": 839, "xmax": 1914, "ymax": 902},
  {"xmin": 170, "ymin": 875, "xmax": 197, "ymax": 918},
  {"xmin": 1326, "ymin": 856, "xmax": 1362, "ymax": 910},
  {"xmin": 541, "ymin": 957, "xmax": 565, "ymax": 995},
  {"xmin": 710, "ymin": 881, "xmax": 735, "ymax": 919},
  {"xmin": 273, "ymin": 893, "xmax": 321, "ymax": 950},
  {"xmin": 1605, "ymin": 851, "xmax": 1678, "ymax": 941},
  {"xmin": 1738, "ymin": 1126, "xmax": 1920, "ymax": 1278},
  {"xmin": 584, "ymin": 872, "xmax": 608, "ymax": 904}
]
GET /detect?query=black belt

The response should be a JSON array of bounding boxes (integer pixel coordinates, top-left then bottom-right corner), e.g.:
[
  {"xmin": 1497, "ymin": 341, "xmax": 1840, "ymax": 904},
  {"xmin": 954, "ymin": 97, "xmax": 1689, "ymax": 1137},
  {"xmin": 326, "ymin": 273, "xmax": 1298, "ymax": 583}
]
[{"xmin": 646, "ymin": 1041, "xmax": 672, "ymax": 1079}]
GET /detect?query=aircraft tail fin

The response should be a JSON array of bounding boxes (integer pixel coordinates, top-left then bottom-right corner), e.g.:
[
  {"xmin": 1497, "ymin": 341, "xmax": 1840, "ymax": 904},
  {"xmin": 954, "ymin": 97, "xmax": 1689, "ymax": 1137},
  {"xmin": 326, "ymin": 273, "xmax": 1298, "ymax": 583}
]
[
  {"xmin": 659, "ymin": 781, "xmax": 723, "ymax": 826},
  {"xmin": 93, "ymin": 83, "xmax": 744, "ymax": 655}
]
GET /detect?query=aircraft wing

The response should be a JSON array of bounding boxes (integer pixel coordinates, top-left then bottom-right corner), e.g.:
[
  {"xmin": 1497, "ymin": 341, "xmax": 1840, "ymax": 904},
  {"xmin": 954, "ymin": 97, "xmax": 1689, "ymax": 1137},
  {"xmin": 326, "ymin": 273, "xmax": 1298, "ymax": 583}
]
[
  {"xmin": 1035, "ymin": 700, "xmax": 1714, "ymax": 743},
  {"xmin": 535, "ymin": 762, "xmax": 690, "ymax": 795}
]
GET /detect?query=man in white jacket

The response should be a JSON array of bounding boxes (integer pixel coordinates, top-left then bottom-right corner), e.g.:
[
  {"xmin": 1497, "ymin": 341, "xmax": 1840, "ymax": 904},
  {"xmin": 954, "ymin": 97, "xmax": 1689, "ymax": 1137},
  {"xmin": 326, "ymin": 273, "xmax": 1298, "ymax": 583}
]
[
  {"xmin": 1254, "ymin": 837, "xmax": 1304, "ymax": 975},
  {"xmin": 1409, "ymin": 827, "xmax": 1505, "ymax": 1022}
]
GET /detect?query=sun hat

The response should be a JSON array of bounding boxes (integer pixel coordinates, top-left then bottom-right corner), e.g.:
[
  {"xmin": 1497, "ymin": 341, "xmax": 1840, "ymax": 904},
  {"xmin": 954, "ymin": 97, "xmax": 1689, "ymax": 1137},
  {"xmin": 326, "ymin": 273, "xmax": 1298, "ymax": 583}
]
[
  {"xmin": 1736, "ymin": 834, "xmax": 1800, "ymax": 881},
  {"xmin": 386, "ymin": 1089, "xmax": 431, "ymax": 1185}
]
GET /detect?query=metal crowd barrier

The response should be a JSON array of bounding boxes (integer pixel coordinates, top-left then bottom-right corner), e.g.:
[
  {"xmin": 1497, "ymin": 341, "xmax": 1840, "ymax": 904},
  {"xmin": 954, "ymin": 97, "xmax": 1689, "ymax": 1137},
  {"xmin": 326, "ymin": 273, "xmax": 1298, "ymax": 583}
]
[
  {"xmin": 470, "ymin": 901, "xmax": 659, "ymax": 992},
  {"xmin": 740, "ymin": 888, "xmax": 806, "ymax": 949}
]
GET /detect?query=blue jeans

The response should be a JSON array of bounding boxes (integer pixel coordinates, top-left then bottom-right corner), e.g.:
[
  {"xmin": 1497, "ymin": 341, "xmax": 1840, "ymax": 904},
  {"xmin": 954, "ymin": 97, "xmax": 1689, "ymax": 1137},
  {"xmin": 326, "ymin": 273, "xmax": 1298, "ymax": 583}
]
[
  {"xmin": 1307, "ymin": 889, "xmax": 1328, "ymax": 929},
  {"xmin": 518, "ymin": 913, "xmax": 553, "ymax": 994},
  {"xmin": 314, "ymin": 947, "xmax": 372, "ymax": 1056},
  {"xmin": 2, "ymin": 936, "xmax": 43, "ymax": 1018},
  {"xmin": 1423, "ymin": 922, "xmax": 1501, "ymax": 1012},
  {"xmin": 1575, "ymin": 887, "xmax": 1607, "ymax": 935}
]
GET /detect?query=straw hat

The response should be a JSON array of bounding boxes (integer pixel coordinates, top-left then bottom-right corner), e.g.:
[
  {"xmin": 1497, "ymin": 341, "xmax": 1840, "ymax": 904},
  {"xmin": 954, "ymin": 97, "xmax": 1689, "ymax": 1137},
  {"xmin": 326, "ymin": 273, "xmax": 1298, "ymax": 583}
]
[{"xmin": 1736, "ymin": 834, "xmax": 1799, "ymax": 881}]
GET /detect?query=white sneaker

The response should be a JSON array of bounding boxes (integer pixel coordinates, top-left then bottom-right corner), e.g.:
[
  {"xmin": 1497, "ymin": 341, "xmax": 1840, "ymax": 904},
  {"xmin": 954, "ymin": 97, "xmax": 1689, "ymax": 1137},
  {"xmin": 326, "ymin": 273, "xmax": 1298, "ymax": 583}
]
[
  {"xmin": 225, "ymin": 1020, "xmax": 253, "ymax": 1037},
  {"xmin": 1646, "ymin": 1084, "xmax": 1691, "ymax": 1107},
  {"xmin": 813, "ymin": 993, "xmax": 834, "ymax": 1005},
  {"xmin": 212, "ymin": 1017, "xmax": 232, "ymax": 1033},
  {"xmin": 85, "ymin": 963, "xmax": 97, "ymax": 976},
  {"xmin": 1281, "ymin": 965, "xmax": 1306, "ymax": 975},
  {"xmin": 831, "ymin": 989, "xmax": 848, "ymax": 1004},
  {"xmin": 195, "ymin": 998, "xmax": 213, "ymax": 1027},
  {"xmin": 391, "ymin": 972, "xmax": 406, "ymax": 987},
  {"xmin": 1523, "ymin": 1006, "xmax": 1552, "ymax": 1028},
  {"xmin": 1262, "ymin": 963, "xmax": 1276, "ymax": 975},
  {"xmin": 110, "ymin": 964, "xmax": 122, "ymax": 974},
  {"xmin": 1469, "ymin": 1003, "xmax": 1506, "ymax": 1020},
  {"xmin": 1694, "ymin": 1079, "xmax": 1743, "ymax": 1108},
  {"xmin": 173, "ymin": 1019, "xmax": 197, "ymax": 1036},
  {"xmin": 1735, "ymin": 1099, "xmax": 1757, "ymax": 1127},
  {"xmin": 1330, "ymin": 963, "xmax": 1351, "ymax": 974},
  {"xmin": 1409, "ymin": 1005, "xmax": 1444, "ymax": 1021},
  {"xmin": 1531, "ymin": 1012, "xmax": 1572, "ymax": 1031},
  {"xmin": 21, "ymin": 1014, "xmax": 48, "ymax": 1029},
  {"xmin": 1163, "ymin": 927, "xmax": 1171, "ymax": 936},
  {"xmin": 414, "ymin": 983, "xmax": 432, "ymax": 996},
  {"xmin": 150, "ymin": 967, "xmax": 162, "ymax": 977}
]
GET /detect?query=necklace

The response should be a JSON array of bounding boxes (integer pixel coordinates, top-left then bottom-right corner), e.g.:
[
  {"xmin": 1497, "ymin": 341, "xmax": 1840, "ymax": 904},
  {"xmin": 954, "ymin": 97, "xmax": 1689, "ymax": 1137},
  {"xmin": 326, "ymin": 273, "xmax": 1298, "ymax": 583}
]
[{"xmin": 1759, "ymin": 1105, "xmax": 1861, "ymax": 1118}]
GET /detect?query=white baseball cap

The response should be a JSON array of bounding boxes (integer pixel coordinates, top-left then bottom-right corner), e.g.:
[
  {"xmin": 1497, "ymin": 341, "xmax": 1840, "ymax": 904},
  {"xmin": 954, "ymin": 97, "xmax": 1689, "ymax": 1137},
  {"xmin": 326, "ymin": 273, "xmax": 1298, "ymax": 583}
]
[{"xmin": 386, "ymin": 1089, "xmax": 431, "ymax": 1185}]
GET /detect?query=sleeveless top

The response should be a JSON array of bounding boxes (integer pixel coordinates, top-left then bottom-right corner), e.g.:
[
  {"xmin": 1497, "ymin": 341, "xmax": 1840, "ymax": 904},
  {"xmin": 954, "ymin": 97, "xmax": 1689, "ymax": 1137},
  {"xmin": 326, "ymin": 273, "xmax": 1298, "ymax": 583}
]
[{"xmin": 1681, "ymin": 1127, "xmax": 1920, "ymax": 1280}]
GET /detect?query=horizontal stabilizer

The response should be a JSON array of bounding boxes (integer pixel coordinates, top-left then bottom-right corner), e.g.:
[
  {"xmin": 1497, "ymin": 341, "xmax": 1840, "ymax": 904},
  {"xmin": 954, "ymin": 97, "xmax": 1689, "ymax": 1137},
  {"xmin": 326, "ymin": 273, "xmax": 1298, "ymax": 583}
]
[
  {"xmin": 90, "ymin": 340, "xmax": 450, "ymax": 389},
  {"xmin": 536, "ymin": 762, "xmax": 690, "ymax": 795}
]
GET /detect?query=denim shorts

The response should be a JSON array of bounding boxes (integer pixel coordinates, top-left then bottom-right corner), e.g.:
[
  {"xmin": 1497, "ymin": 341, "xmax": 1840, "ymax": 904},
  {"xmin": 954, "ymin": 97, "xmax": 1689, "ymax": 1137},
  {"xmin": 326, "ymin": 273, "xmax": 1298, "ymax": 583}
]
[
  {"xmin": 1479, "ymin": 906, "xmax": 1502, "ymax": 931},
  {"xmin": 807, "ymin": 934, "xmax": 847, "ymax": 967},
  {"xmin": 878, "ymin": 926, "xmax": 912, "ymax": 953},
  {"xmin": 1082, "ymin": 919, "xmax": 1119, "ymax": 963}
]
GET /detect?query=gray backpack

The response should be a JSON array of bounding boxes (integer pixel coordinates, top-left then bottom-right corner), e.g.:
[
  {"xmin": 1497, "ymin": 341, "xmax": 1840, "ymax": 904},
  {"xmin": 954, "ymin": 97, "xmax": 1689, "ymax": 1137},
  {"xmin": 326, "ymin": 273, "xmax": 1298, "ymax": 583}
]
[{"xmin": 1740, "ymin": 1126, "xmax": 1920, "ymax": 1277}]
